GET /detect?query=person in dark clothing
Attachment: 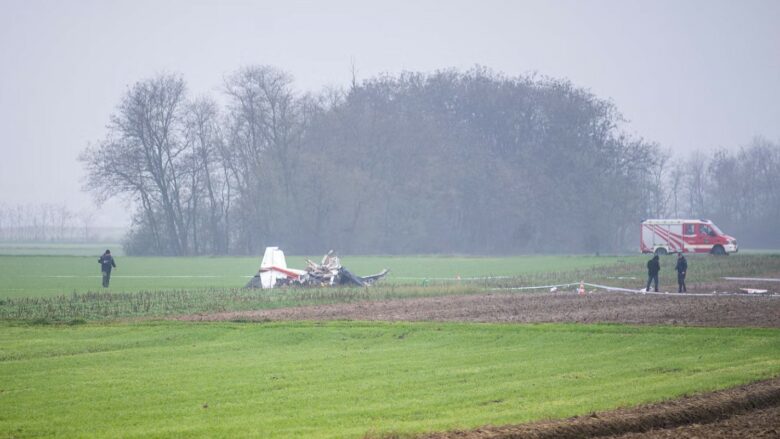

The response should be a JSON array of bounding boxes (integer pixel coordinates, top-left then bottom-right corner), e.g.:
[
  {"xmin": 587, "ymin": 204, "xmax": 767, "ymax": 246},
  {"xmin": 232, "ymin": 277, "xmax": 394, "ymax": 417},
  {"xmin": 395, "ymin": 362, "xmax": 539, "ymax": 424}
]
[
  {"xmin": 645, "ymin": 254, "xmax": 660, "ymax": 292},
  {"xmin": 675, "ymin": 252, "xmax": 688, "ymax": 293},
  {"xmin": 98, "ymin": 249, "xmax": 116, "ymax": 288}
]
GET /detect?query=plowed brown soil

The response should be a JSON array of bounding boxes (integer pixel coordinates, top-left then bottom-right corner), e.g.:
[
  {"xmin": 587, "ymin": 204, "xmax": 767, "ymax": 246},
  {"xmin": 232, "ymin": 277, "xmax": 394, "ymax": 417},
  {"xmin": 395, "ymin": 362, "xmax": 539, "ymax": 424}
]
[
  {"xmin": 179, "ymin": 290, "xmax": 780, "ymax": 328},
  {"xmin": 177, "ymin": 287, "xmax": 780, "ymax": 438}
]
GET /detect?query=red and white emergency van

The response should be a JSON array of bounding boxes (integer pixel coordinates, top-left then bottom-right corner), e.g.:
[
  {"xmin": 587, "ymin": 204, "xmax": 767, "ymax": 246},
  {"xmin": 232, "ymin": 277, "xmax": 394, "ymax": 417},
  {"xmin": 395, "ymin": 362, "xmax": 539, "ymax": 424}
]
[{"xmin": 640, "ymin": 219, "xmax": 738, "ymax": 255}]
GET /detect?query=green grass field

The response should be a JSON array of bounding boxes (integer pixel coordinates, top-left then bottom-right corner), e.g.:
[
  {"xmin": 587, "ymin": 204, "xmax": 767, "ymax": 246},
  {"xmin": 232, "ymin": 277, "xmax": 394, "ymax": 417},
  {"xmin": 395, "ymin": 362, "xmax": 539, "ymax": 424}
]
[
  {"xmin": 1, "ymin": 321, "xmax": 778, "ymax": 438},
  {"xmin": 4, "ymin": 252, "xmax": 779, "ymax": 299},
  {"xmin": 2, "ymin": 253, "xmax": 779, "ymax": 321},
  {"xmin": 0, "ymin": 254, "xmax": 635, "ymax": 298},
  {"xmin": 2, "ymin": 246, "xmax": 779, "ymax": 437}
]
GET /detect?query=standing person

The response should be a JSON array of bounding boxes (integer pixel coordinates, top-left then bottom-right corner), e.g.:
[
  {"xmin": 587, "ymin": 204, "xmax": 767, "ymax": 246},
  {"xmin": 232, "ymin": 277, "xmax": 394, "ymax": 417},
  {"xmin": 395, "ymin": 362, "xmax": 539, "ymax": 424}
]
[
  {"xmin": 98, "ymin": 249, "xmax": 117, "ymax": 288},
  {"xmin": 645, "ymin": 254, "xmax": 660, "ymax": 292},
  {"xmin": 675, "ymin": 252, "xmax": 688, "ymax": 293}
]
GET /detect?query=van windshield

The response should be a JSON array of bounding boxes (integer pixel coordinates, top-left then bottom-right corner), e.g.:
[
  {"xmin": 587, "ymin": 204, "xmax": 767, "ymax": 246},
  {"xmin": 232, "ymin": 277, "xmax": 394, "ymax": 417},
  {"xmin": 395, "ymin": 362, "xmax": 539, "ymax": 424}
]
[{"xmin": 709, "ymin": 223, "xmax": 724, "ymax": 235}]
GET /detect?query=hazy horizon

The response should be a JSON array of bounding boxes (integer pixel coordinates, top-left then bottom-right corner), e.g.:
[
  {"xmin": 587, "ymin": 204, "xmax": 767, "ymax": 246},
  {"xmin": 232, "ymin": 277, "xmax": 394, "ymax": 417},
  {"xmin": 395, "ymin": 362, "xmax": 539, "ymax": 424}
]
[{"xmin": 1, "ymin": 0, "xmax": 778, "ymax": 227}]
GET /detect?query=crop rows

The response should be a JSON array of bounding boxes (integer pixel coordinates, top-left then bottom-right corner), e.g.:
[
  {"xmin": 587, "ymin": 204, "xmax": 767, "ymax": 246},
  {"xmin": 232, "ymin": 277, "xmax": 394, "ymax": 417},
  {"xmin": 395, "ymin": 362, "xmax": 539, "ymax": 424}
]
[{"xmin": 0, "ymin": 284, "xmax": 474, "ymax": 322}]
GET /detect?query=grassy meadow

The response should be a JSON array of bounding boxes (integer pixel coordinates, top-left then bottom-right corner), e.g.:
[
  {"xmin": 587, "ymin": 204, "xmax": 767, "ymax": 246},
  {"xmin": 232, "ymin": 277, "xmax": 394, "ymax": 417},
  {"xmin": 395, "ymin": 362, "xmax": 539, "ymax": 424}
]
[
  {"xmin": 1, "ymin": 249, "xmax": 779, "ymax": 321},
  {"xmin": 2, "ymin": 321, "xmax": 779, "ymax": 438},
  {"xmin": 2, "ymin": 244, "xmax": 779, "ymax": 437},
  {"xmin": 3, "ymin": 249, "xmax": 779, "ymax": 300},
  {"xmin": 0, "ymin": 253, "xmax": 636, "ymax": 298}
]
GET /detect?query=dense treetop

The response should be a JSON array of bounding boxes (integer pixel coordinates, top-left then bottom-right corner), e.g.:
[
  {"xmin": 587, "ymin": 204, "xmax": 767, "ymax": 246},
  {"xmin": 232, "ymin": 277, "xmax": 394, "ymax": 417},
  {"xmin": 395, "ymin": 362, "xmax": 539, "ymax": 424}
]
[{"xmin": 78, "ymin": 66, "xmax": 779, "ymax": 255}]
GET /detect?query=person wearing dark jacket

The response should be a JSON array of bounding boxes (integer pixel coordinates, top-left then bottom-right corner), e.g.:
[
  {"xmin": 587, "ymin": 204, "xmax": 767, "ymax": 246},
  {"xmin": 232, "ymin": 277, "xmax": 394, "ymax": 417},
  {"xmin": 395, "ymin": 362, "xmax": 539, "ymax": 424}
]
[
  {"xmin": 98, "ymin": 249, "xmax": 117, "ymax": 288},
  {"xmin": 645, "ymin": 254, "xmax": 660, "ymax": 292},
  {"xmin": 675, "ymin": 253, "xmax": 688, "ymax": 293}
]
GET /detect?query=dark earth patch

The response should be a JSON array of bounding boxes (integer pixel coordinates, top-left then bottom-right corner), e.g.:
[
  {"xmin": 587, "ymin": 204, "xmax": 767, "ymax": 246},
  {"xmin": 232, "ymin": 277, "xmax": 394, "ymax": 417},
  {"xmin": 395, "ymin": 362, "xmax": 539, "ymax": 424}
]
[{"xmin": 178, "ymin": 289, "xmax": 780, "ymax": 328}]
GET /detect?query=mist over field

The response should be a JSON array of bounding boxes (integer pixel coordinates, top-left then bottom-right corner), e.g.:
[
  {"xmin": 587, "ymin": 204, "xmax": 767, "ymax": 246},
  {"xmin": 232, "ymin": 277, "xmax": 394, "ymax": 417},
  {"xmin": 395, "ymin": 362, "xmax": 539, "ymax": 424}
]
[
  {"xmin": 3, "ymin": 5, "xmax": 780, "ymax": 439},
  {"xmin": 1, "ymin": 0, "xmax": 779, "ymax": 254}
]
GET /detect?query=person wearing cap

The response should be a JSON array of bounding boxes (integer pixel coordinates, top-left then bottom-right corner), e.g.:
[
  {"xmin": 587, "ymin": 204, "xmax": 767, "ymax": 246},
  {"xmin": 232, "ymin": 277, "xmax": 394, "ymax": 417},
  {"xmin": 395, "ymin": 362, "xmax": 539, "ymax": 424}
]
[{"xmin": 98, "ymin": 249, "xmax": 117, "ymax": 288}]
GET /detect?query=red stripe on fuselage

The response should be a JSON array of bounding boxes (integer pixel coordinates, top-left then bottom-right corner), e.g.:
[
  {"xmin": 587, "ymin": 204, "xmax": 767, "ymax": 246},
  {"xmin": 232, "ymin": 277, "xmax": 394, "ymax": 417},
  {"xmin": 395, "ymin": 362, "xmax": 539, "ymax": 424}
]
[{"xmin": 259, "ymin": 266, "xmax": 301, "ymax": 279}]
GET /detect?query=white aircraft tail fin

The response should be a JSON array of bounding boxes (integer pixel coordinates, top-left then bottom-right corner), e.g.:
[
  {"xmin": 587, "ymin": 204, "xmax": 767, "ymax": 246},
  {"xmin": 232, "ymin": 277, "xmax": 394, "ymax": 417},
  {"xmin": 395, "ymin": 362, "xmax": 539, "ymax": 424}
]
[
  {"xmin": 261, "ymin": 246, "xmax": 287, "ymax": 269},
  {"xmin": 260, "ymin": 246, "xmax": 288, "ymax": 288}
]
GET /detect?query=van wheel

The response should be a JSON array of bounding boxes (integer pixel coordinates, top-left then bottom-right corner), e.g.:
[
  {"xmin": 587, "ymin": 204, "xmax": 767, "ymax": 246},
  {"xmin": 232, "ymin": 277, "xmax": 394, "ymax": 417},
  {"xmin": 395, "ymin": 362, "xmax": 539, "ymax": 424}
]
[
  {"xmin": 711, "ymin": 245, "xmax": 726, "ymax": 256},
  {"xmin": 654, "ymin": 248, "xmax": 668, "ymax": 256}
]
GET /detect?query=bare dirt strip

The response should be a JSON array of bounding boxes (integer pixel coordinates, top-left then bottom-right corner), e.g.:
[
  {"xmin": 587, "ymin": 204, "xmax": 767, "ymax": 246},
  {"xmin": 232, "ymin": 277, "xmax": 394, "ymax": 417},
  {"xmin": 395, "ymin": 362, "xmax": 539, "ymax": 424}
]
[
  {"xmin": 177, "ymin": 287, "xmax": 780, "ymax": 438},
  {"xmin": 178, "ymin": 290, "xmax": 780, "ymax": 328}
]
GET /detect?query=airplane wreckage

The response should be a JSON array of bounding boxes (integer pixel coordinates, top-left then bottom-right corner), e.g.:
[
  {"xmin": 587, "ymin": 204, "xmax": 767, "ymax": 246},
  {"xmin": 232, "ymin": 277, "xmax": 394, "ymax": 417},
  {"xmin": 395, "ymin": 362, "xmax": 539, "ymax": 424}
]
[{"xmin": 245, "ymin": 247, "xmax": 389, "ymax": 289}]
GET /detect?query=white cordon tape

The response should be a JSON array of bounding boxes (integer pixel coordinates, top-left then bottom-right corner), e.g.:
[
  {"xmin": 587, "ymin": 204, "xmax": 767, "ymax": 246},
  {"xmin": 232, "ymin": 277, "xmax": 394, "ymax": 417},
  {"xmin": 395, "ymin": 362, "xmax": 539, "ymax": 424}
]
[
  {"xmin": 723, "ymin": 277, "xmax": 780, "ymax": 282},
  {"xmin": 498, "ymin": 282, "xmax": 580, "ymax": 291},
  {"xmin": 492, "ymin": 281, "xmax": 780, "ymax": 298},
  {"xmin": 394, "ymin": 276, "xmax": 514, "ymax": 280}
]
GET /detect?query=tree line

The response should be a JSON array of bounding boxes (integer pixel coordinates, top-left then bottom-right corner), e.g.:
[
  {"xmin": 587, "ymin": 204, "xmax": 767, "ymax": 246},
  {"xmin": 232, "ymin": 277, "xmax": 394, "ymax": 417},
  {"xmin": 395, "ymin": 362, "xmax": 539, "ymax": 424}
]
[
  {"xmin": 657, "ymin": 137, "xmax": 780, "ymax": 249},
  {"xmin": 79, "ymin": 66, "xmax": 779, "ymax": 255},
  {"xmin": 0, "ymin": 203, "xmax": 94, "ymax": 242}
]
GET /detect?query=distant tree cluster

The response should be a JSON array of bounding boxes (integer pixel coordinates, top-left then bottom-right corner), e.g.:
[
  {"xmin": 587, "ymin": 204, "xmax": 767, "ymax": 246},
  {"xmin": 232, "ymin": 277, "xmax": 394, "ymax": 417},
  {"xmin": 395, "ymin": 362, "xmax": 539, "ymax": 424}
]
[
  {"xmin": 652, "ymin": 137, "xmax": 780, "ymax": 249},
  {"xmin": 0, "ymin": 203, "xmax": 91, "ymax": 242},
  {"xmin": 80, "ymin": 66, "xmax": 777, "ymax": 255}
]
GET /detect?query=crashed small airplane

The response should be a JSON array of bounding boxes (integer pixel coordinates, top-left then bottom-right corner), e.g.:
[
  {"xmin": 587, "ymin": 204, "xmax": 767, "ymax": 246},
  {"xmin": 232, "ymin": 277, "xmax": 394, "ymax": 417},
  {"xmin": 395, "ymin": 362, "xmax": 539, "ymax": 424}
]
[{"xmin": 245, "ymin": 247, "xmax": 389, "ymax": 289}]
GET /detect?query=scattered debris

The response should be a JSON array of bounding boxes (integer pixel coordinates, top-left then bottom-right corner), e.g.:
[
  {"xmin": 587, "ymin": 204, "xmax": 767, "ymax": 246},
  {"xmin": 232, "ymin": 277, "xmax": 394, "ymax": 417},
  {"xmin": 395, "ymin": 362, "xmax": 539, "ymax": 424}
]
[
  {"xmin": 498, "ymin": 281, "xmax": 778, "ymax": 297},
  {"xmin": 245, "ymin": 247, "xmax": 389, "ymax": 289},
  {"xmin": 740, "ymin": 288, "xmax": 768, "ymax": 294}
]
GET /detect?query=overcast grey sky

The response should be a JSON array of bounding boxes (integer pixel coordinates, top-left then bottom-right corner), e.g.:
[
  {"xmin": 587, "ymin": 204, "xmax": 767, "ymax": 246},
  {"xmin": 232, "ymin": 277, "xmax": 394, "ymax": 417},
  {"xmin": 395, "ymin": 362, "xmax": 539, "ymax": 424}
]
[{"xmin": 1, "ymin": 0, "xmax": 778, "ymax": 227}]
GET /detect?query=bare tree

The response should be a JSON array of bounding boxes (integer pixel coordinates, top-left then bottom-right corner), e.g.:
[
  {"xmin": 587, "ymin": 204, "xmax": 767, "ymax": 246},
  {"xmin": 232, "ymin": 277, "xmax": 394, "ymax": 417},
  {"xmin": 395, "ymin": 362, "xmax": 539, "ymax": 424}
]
[
  {"xmin": 81, "ymin": 74, "xmax": 191, "ymax": 255},
  {"xmin": 641, "ymin": 146, "xmax": 670, "ymax": 218},
  {"xmin": 0, "ymin": 203, "xmax": 81, "ymax": 241},
  {"xmin": 183, "ymin": 97, "xmax": 234, "ymax": 253},
  {"xmin": 668, "ymin": 161, "xmax": 685, "ymax": 218},
  {"xmin": 684, "ymin": 151, "xmax": 709, "ymax": 217},
  {"xmin": 222, "ymin": 65, "xmax": 307, "ymax": 253}
]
